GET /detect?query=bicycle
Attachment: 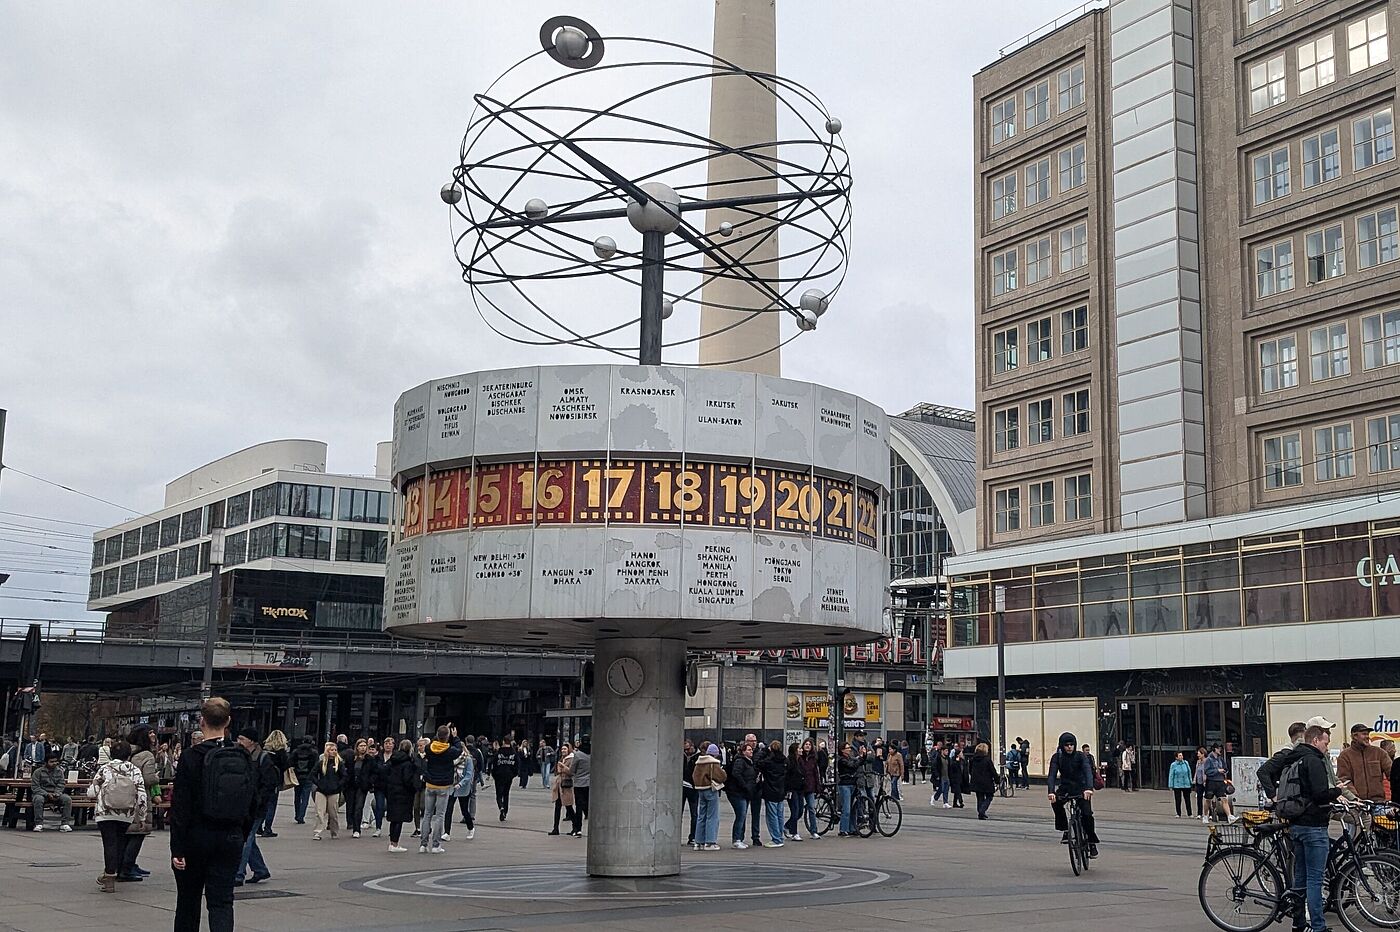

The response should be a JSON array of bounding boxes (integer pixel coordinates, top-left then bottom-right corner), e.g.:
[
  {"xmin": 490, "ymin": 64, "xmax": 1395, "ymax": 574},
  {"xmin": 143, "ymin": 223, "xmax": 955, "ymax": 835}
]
[
  {"xmin": 1055, "ymin": 793, "xmax": 1092, "ymax": 876},
  {"xmin": 1198, "ymin": 800, "xmax": 1400, "ymax": 932},
  {"xmin": 999, "ymin": 766, "xmax": 1016, "ymax": 799}
]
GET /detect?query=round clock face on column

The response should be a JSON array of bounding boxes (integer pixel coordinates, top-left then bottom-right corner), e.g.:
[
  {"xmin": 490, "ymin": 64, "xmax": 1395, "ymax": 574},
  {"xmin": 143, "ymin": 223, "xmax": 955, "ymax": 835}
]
[{"xmin": 606, "ymin": 656, "xmax": 645, "ymax": 697}]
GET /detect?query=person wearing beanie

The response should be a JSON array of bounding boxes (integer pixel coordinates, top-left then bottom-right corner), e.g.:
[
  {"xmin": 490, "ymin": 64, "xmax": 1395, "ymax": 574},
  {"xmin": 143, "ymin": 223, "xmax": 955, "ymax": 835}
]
[
  {"xmin": 691, "ymin": 743, "xmax": 727, "ymax": 851},
  {"xmin": 1047, "ymin": 732, "xmax": 1099, "ymax": 857},
  {"xmin": 234, "ymin": 726, "xmax": 279, "ymax": 886}
]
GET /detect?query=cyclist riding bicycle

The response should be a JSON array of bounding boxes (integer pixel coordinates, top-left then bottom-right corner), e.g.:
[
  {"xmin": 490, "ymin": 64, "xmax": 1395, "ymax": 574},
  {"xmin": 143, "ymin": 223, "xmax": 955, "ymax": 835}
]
[{"xmin": 1047, "ymin": 732, "xmax": 1100, "ymax": 858}]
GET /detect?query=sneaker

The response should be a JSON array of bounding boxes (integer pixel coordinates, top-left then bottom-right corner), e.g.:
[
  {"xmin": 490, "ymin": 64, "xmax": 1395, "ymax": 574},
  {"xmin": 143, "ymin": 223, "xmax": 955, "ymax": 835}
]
[
  {"xmin": 1228, "ymin": 815, "xmax": 1241, "ymax": 824},
  {"xmin": 1060, "ymin": 831, "xmax": 1069, "ymax": 844},
  {"xmin": 430, "ymin": 845, "xmax": 445, "ymax": 854},
  {"xmin": 419, "ymin": 845, "xmax": 428, "ymax": 854},
  {"xmin": 372, "ymin": 829, "xmax": 381, "ymax": 838},
  {"xmin": 411, "ymin": 828, "xmax": 420, "ymax": 837},
  {"xmin": 838, "ymin": 831, "xmax": 849, "ymax": 837},
  {"xmin": 704, "ymin": 843, "xmax": 721, "ymax": 851},
  {"xmin": 313, "ymin": 832, "xmax": 322, "ymax": 841},
  {"xmin": 548, "ymin": 829, "xmax": 560, "ymax": 836},
  {"xmin": 811, "ymin": 832, "xmax": 823, "ymax": 839},
  {"xmin": 790, "ymin": 833, "xmax": 803, "ymax": 841},
  {"xmin": 248, "ymin": 872, "xmax": 270, "ymax": 884},
  {"xmin": 499, "ymin": 811, "xmax": 506, "ymax": 822},
  {"xmin": 441, "ymin": 833, "xmax": 451, "ymax": 842},
  {"xmin": 763, "ymin": 841, "xmax": 784, "ymax": 848},
  {"xmin": 352, "ymin": 831, "xmax": 361, "ymax": 839},
  {"xmin": 59, "ymin": 824, "xmax": 72, "ymax": 833},
  {"xmin": 389, "ymin": 845, "xmax": 408, "ymax": 853},
  {"xmin": 31, "ymin": 825, "xmax": 43, "ymax": 832},
  {"xmin": 732, "ymin": 840, "xmax": 749, "ymax": 849},
  {"xmin": 943, "ymin": 803, "xmax": 953, "ymax": 809},
  {"xmin": 1088, "ymin": 845, "xmax": 1099, "ymax": 859},
  {"xmin": 466, "ymin": 828, "xmax": 475, "ymax": 840}
]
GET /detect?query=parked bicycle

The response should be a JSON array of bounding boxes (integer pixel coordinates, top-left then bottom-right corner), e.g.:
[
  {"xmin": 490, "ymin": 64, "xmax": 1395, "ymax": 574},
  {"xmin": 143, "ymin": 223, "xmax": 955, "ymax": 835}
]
[
  {"xmin": 1198, "ymin": 800, "xmax": 1400, "ymax": 932},
  {"xmin": 812, "ymin": 784, "xmax": 902, "ymax": 837},
  {"xmin": 999, "ymin": 766, "xmax": 1016, "ymax": 799}
]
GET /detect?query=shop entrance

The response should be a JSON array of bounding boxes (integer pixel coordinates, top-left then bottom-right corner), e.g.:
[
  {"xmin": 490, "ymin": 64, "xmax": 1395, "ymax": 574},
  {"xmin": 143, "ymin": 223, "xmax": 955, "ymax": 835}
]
[{"xmin": 1117, "ymin": 697, "xmax": 1242, "ymax": 788}]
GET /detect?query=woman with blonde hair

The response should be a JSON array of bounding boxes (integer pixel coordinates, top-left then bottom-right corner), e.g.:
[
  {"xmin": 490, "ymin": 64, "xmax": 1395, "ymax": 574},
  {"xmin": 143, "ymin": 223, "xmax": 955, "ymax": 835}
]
[
  {"xmin": 259, "ymin": 729, "xmax": 290, "ymax": 838},
  {"xmin": 311, "ymin": 741, "xmax": 346, "ymax": 840},
  {"xmin": 968, "ymin": 741, "xmax": 998, "ymax": 821}
]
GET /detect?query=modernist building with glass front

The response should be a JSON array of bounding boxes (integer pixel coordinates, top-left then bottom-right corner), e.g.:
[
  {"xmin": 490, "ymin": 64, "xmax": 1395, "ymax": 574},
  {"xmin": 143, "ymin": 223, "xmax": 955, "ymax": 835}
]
[{"xmin": 949, "ymin": 0, "xmax": 1400, "ymax": 786}]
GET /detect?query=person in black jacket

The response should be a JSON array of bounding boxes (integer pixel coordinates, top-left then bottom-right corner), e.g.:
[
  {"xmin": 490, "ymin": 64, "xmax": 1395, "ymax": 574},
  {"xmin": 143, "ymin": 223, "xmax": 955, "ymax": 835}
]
[
  {"xmin": 492, "ymin": 740, "xmax": 519, "ymax": 820},
  {"xmin": 1257, "ymin": 721, "xmax": 1308, "ymax": 799},
  {"xmin": 836, "ymin": 743, "xmax": 859, "ymax": 836},
  {"xmin": 289, "ymin": 736, "xmax": 319, "ymax": 825},
  {"xmin": 723, "ymin": 743, "xmax": 758, "ymax": 849},
  {"xmin": 1279, "ymin": 723, "xmax": 1345, "ymax": 931},
  {"xmin": 170, "ymin": 698, "xmax": 259, "ymax": 932},
  {"xmin": 1047, "ymin": 732, "xmax": 1099, "ymax": 856},
  {"xmin": 381, "ymin": 740, "xmax": 419, "ymax": 852},
  {"xmin": 681, "ymin": 740, "xmax": 700, "ymax": 846},
  {"xmin": 234, "ymin": 727, "xmax": 280, "ymax": 886},
  {"xmin": 758, "ymin": 741, "xmax": 788, "ymax": 847},
  {"xmin": 968, "ymin": 742, "xmax": 998, "ymax": 820},
  {"xmin": 352, "ymin": 740, "xmax": 380, "ymax": 838},
  {"xmin": 782, "ymin": 742, "xmax": 807, "ymax": 840}
]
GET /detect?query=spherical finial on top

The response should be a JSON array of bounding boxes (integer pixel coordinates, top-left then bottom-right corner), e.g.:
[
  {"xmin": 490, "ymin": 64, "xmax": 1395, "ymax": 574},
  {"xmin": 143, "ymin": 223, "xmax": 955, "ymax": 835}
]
[
  {"xmin": 625, "ymin": 182, "xmax": 681, "ymax": 234},
  {"xmin": 555, "ymin": 25, "xmax": 590, "ymax": 60},
  {"xmin": 524, "ymin": 197, "xmax": 549, "ymax": 220},
  {"xmin": 440, "ymin": 183, "xmax": 462, "ymax": 205},
  {"xmin": 797, "ymin": 309, "xmax": 819, "ymax": 331},
  {"xmin": 718, "ymin": 221, "xmax": 734, "ymax": 237},
  {"xmin": 825, "ymin": 117, "xmax": 843, "ymax": 135},
  {"xmin": 800, "ymin": 288, "xmax": 830, "ymax": 317},
  {"xmin": 539, "ymin": 15, "xmax": 605, "ymax": 69},
  {"xmin": 661, "ymin": 299, "xmax": 674, "ymax": 320},
  {"xmin": 593, "ymin": 235, "xmax": 617, "ymax": 260}
]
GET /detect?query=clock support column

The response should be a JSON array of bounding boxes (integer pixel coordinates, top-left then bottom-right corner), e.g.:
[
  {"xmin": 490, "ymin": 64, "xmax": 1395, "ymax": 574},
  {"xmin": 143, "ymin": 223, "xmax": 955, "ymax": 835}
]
[{"xmin": 588, "ymin": 636, "xmax": 686, "ymax": 877}]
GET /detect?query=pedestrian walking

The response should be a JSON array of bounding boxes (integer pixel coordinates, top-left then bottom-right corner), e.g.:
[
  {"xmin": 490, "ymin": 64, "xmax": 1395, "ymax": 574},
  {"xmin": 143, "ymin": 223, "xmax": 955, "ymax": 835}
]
[
  {"xmin": 89, "ymin": 738, "xmax": 149, "ymax": 892},
  {"xmin": 517, "ymin": 739, "xmax": 532, "ymax": 789},
  {"xmin": 124, "ymin": 726, "xmax": 160, "ymax": 877},
  {"xmin": 368, "ymin": 736, "xmax": 394, "ymax": 838},
  {"xmin": 420, "ymin": 725, "xmax": 461, "ymax": 852},
  {"xmin": 492, "ymin": 738, "xmax": 519, "ymax": 820},
  {"xmin": 969, "ymin": 742, "xmax": 997, "ymax": 820},
  {"xmin": 382, "ymin": 740, "xmax": 418, "ymax": 852},
  {"xmin": 411, "ymin": 736, "xmax": 428, "ymax": 837},
  {"xmin": 234, "ymin": 727, "xmax": 279, "ymax": 886},
  {"xmin": 170, "ymin": 698, "xmax": 259, "ymax": 932},
  {"xmin": 681, "ymin": 739, "xmax": 700, "ymax": 847},
  {"xmin": 759, "ymin": 742, "xmax": 789, "ymax": 846},
  {"xmin": 948, "ymin": 746, "xmax": 966, "ymax": 809},
  {"xmin": 884, "ymin": 743, "xmax": 904, "ymax": 800},
  {"xmin": 934, "ymin": 743, "xmax": 951, "ymax": 807},
  {"xmin": 537, "ymin": 739, "xmax": 555, "ymax": 790},
  {"xmin": 259, "ymin": 730, "xmax": 289, "ymax": 837},
  {"xmin": 344, "ymin": 739, "xmax": 370, "ymax": 838},
  {"xmin": 797, "ymin": 739, "xmax": 822, "ymax": 838},
  {"xmin": 691, "ymin": 743, "xmax": 727, "ymax": 850},
  {"xmin": 836, "ymin": 743, "xmax": 858, "ymax": 836},
  {"xmin": 1119, "ymin": 743, "xmax": 1138, "ymax": 791},
  {"xmin": 548, "ymin": 742, "xmax": 575, "ymax": 836},
  {"xmin": 312, "ymin": 742, "xmax": 345, "ymax": 841},
  {"xmin": 782, "ymin": 741, "xmax": 806, "ymax": 840},
  {"xmin": 723, "ymin": 742, "xmax": 757, "ymax": 849},
  {"xmin": 446, "ymin": 740, "xmax": 476, "ymax": 841},
  {"xmin": 1194, "ymin": 747, "xmax": 1208, "ymax": 821},
  {"xmin": 1018, "ymin": 737, "xmax": 1031, "ymax": 788},
  {"xmin": 569, "ymin": 741, "xmax": 590, "ymax": 836},
  {"xmin": 290, "ymin": 736, "xmax": 318, "ymax": 825},
  {"xmin": 1169, "ymin": 751, "xmax": 1194, "ymax": 817}
]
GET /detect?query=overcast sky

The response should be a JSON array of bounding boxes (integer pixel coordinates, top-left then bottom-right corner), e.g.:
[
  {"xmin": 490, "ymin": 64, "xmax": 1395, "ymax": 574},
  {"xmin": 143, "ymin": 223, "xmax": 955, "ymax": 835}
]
[{"xmin": 0, "ymin": 0, "xmax": 1078, "ymax": 623}]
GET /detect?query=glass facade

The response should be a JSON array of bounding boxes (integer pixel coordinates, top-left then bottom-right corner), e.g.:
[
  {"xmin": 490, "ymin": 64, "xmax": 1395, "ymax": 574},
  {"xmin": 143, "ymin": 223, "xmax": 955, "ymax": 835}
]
[
  {"xmin": 338, "ymin": 488, "xmax": 390, "ymax": 524},
  {"xmin": 952, "ymin": 519, "xmax": 1400, "ymax": 646},
  {"xmin": 886, "ymin": 450, "xmax": 950, "ymax": 581},
  {"xmin": 335, "ymin": 528, "xmax": 388, "ymax": 563}
]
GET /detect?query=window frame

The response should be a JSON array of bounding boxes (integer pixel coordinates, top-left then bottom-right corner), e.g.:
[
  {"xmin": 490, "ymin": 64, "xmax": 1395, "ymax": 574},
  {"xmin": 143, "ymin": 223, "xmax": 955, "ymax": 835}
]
[
  {"xmin": 992, "ymin": 326, "xmax": 1020, "ymax": 374},
  {"xmin": 1059, "ymin": 222, "xmax": 1088, "ymax": 272},
  {"xmin": 1302, "ymin": 127, "xmax": 1341, "ymax": 188},
  {"xmin": 1314, "ymin": 422, "xmax": 1356, "ymax": 481},
  {"xmin": 1028, "ymin": 397, "xmax": 1054, "ymax": 445},
  {"xmin": 992, "ymin": 171, "xmax": 1018, "ymax": 220},
  {"xmin": 1027, "ymin": 316, "xmax": 1053, "ymax": 363},
  {"xmin": 1308, "ymin": 322, "xmax": 1351, "ymax": 382},
  {"xmin": 1062, "ymin": 388, "xmax": 1090, "ymax": 437},
  {"xmin": 1263, "ymin": 431, "xmax": 1304, "ymax": 489},
  {"xmin": 1255, "ymin": 238, "xmax": 1295, "ymax": 297},
  {"xmin": 1362, "ymin": 310, "xmax": 1400, "ymax": 370},
  {"xmin": 994, "ymin": 487, "xmax": 1022, "ymax": 533},
  {"xmin": 1058, "ymin": 142, "xmax": 1086, "ymax": 191},
  {"xmin": 1246, "ymin": 0, "xmax": 1283, "ymax": 26},
  {"xmin": 1024, "ymin": 158, "xmax": 1051, "ymax": 207},
  {"xmin": 1029, "ymin": 480, "xmax": 1056, "ymax": 528},
  {"xmin": 1304, "ymin": 222, "xmax": 1346, "ymax": 283},
  {"xmin": 1064, "ymin": 474, "xmax": 1093, "ymax": 522},
  {"xmin": 1354, "ymin": 108, "xmax": 1395, "ymax": 171},
  {"xmin": 1347, "ymin": 11, "xmax": 1389, "ymax": 74},
  {"xmin": 1057, "ymin": 63, "xmax": 1085, "ymax": 112},
  {"xmin": 1367, "ymin": 412, "xmax": 1400, "ymax": 474},
  {"xmin": 1024, "ymin": 80, "xmax": 1050, "ymax": 130},
  {"xmin": 1060, "ymin": 305, "xmax": 1088, "ymax": 355},
  {"xmin": 1259, "ymin": 334, "xmax": 1299, "ymax": 393},
  {"xmin": 1249, "ymin": 53, "xmax": 1287, "ymax": 114},
  {"xmin": 1297, "ymin": 33, "xmax": 1337, "ymax": 95},
  {"xmin": 1252, "ymin": 146, "xmax": 1291, "ymax": 206},
  {"xmin": 994, "ymin": 406, "xmax": 1021, "ymax": 453},
  {"xmin": 1026, "ymin": 236, "xmax": 1052, "ymax": 286},
  {"xmin": 992, "ymin": 248, "xmax": 1018, "ymax": 296},
  {"xmin": 1357, "ymin": 205, "xmax": 1399, "ymax": 270},
  {"xmin": 991, "ymin": 96, "xmax": 1017, "ymax": 146}
]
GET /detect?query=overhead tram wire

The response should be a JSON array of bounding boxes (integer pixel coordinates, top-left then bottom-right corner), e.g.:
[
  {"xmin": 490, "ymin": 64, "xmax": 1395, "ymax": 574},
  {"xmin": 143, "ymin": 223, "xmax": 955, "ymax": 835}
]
[{"xmin": 0, "ymin": 510, "xmax": 105, "ymax": 528}]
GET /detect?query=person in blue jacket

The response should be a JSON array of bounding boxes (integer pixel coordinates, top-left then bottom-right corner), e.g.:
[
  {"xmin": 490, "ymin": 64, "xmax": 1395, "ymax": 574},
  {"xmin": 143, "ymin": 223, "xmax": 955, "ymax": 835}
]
[{"xmin": 1168, "ymin": 751, "xmax": 1195, "ymax": 818}]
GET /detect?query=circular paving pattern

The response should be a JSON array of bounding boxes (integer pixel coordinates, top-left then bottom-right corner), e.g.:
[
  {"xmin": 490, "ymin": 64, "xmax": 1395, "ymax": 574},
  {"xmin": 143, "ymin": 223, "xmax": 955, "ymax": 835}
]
[{"xmin": 359, "ymin": 861, "xmax": 892, "ymax": 900}]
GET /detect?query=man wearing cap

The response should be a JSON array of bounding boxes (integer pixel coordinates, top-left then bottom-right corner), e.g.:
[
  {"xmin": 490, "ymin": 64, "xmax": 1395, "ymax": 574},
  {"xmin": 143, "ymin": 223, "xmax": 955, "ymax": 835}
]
[
  {"xmin": 234, "ymin": 726, "xmax": 280, "ymax": 886},
  {"xmin": 1276, "ymin": 723, "xmax": 1346, "ymax": 932},
  {"xmin": 1338, "ymin": 722, "xmax": 1390, "ymax": 803},
  {"xmin": 1258, "ymin": 721, "xmax": 1308, "ymax": 800}
]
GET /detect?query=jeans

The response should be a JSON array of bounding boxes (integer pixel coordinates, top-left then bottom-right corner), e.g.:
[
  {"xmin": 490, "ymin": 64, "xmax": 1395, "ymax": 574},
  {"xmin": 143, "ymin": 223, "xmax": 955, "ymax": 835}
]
[
  {"xmin": 888, "ymin": 776, "xmax": 901, "ymax": 800},
  {"xmin": 803, "ymin": 792, "xmax": 819, "ymax": 835},
  {"xmin": 173, "ymin": 824, "xmax": 242, "ymax": 932},
  {"xmin": 683, "ymin": 786, "xmax": 699, "ymax": 842},
  {"xmin": 294, "ymin": 781, "xmax": 313, "ymax": 823},
  {"xmin": 540, "ymin": 767, "xmax": 551, "ymax": 788},
  {"xmin": 345, "ymin": 788, "xmax": 366, "ymax": 832},
  {"xmin": 260, "ymin": 792, "xmax": 278, "ymax": 833},
  {"xmin": 839, "ymin": 784, "xmax": 853, "ymax": 834},
  {"xmin": 696, "ymin": 788, "xmax": 720, "ymax": 846},
  {"xmin": 371, "ymin": 791, "xmax": 385, "ymax": 829},
  {"xmin": 785, "ymin": 791, "xmax": 804, "ymax": 836},
  {"xmin": 32, "ymin": 791, "xmax": 72, "ymax": 826},
  {"xmin": 727, "ymin": 792, "xmax": 749, "ymax": 843},
  {"xmin": 936, "ymin": 778, "xmax": 949, "ymax": 802},
  {"xmin": 764, "ymin": 799, "xmax": 785, "ymax": 844},
  {"xmin": 1291, "ymin": 824, "xmax": 1329, "ymax": 932},
  {"xmin": 975, "ymin": 791, "xmax": 993, "ymax": 818},
  {"xmin": 237, "ymin": 827, "xmax": 268, "ymax": 880},
  {"xmin": 120, "ymin": 831, "xmax": 145, "ymax": 875},
  {"xmin": 423, "ymin": 788, "xmax": 450, "ymax": 848},
  {"xmin": 749, "ymin": 791, "xmax": 762, "ymax": 843}
]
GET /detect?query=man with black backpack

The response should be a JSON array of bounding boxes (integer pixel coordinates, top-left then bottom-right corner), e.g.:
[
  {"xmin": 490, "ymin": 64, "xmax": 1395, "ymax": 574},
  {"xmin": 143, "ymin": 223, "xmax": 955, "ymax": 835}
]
[
  {"xmin": 1273, "ymin": 720, "xmax": 1345, "ymax": 932},
  {"xmin": 170, "ymin": 698, "xmax": 259, "ymax": 932},
  {"xmin": 233, "ymin": 726, "xmax": 280, "ymax": 887}
]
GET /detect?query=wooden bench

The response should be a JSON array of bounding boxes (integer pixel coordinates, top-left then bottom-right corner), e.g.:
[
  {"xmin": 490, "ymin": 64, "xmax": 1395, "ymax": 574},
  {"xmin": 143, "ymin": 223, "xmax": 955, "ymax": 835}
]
[{"xmin": 1, "ymin": 791, "xmax": 168, "ymax": 830}]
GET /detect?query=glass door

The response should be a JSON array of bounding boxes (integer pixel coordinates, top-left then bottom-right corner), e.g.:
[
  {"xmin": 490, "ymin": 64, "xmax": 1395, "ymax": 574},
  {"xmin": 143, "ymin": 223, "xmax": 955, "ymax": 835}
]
[{"xmin": 1149, "ymin": 699, "xmax": 1200, "ymax": 788}]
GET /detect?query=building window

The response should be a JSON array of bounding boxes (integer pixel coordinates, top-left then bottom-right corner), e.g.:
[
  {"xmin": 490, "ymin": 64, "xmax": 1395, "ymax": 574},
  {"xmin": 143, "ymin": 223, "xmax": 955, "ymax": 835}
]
[
  {"xmin": 1024, "ymin": 81, "xmax": 1049, "ymax": 129},
  {"xmin": 1305, "ymin": 223, "xmax": 1345, "ymax": 283},
  {"xmin": 136, "ymin": 556, "xmax": 156, "ymax": 589},
  {"xmin": 994, "ymin": 407, "xmax": 1020, "ymax": 452},
  {"xmin": 1297, "ymin": 34, "xmax": 1336, "ymax": 94},
  {"xmin": 1249, "ymin": 54, "xmax": 1286, "ymax": 114},
  {"xmin": 1246, "ymin": 0, "xmax": 1282, "ymax": 25},
  {"xmin": 1060, "ymin": 305, "xmax": 1088, "ymax": 355},
  {"xmin": 1026, "ymin": 236, "xmax": 1052, "ymax": 285},
  {"xmin": 1025, "ymin": 158, "xmax": 1051, "ymax": 206},
  {"xmin": 1362, "ymin": 310, "xmax": 1400, "ymax": 369},
  {"xmin": 179, "ymin": 508, "xmax": 202, "ymax": 543},
  {"xmin": 1058, "ymin": 142, "xmax": 1086, "ymax": 192},
  {"xmin": 104, "ymin": 536, "xmax": 122, "ymax": 565},
  {"xmin": 1309, "ymin": 323, "xmax": 1350, "ymax": 381},
  {"xmin": 177, "ymin": 545, "xmax": 200, "ymax": 578},
  {"xmin": 992, "ymin": 249, "xmax": 1018, "ymax": 296},
  {"xmin": 338, "ymin": 488, "xmax": 391, "ymax": 524},
  {"xmin": 1059, "ymin": 222, "xmax": 1087, "ymax": 272},
  {"xmin": 1315, "ymin": 423, "xmax": 1356, "ymax": 481},
  {"xmin": 1302, "ymin": 129, "xmax": 1341, "ymax": 187},
  {"xmin": 159, "ymin": 516, "xmax": 179, "ymax": 549},
  {"xmin": 273, "ymin": 523, "xmax": 332, "ymax": 561},
  {"xmin": 248, "ymin": 524, "xmax": 275, "ymax": 561},
  {"xmin": 1259, "ymin": 335, "xmax": 1298, "ymax": 392},
  {"xmin": 1058, "ymin": 63, "xmax": 1085, "ymax": 111},
  {"xmin": 1369, "ymin": 414, "xmax": 1400, "ymax": 472},
  {"xmin": 1348, "ymin": 12, "xmax": 1388, "ymax": 73},
  {"xmin": 119, "ymin": 562, "xmax": 137, "ymax": 593},
  {"xmin": 1354, "ymin": 108, "xmax": 1395, "ymax": 170},
  {"xmin": 156, "ymin": 551, "xmax": 176, "ymax": 584},
  {"xmin": 1264, "ymin": 433, "xmax": 1303, "ymax": 489},
  {"xmin": 250, "ymin": 484, "xmax": 278, "ymax": 522},
  {"xmin": 224, "ymin": 531, "xmax": 247, "ymax": 567},
  {"xmin": 139, "ymin": 523, "xmax": 159, "ymax": 554},
  {"xmin": 1063, "ymin": 388, "xmax": 1090, "ymax": 437},
  {"xmin": 992, "ymin": 172, "xmax": 1017, "ymax": 220},
  {"xmin": 1029, "ymin": 480, "xmax": 1055, "ymax": 527},
  {"xmin": 1028, "ymin": 398, "xmax": 1054, "ymax": 444},
  {"xmin": 335, "ymin": 528, "xmax": 389, "ymax": 563},
  {"xmin": 1255, "ymin": 239, "xmax": 1295, "ymax": 296},
  {"xmin": 89, "ymin": 573, "xmax": 101, "ymax": 600},
  {"xmin": 1358, "ymin": 207, "xmax": 1399, "ymax": 269},
  {"xmin": 278, "ymin": 483, "xmax": 335, "ymax": 520},
  {"xmin": 1252, "ymin": 147, "xmax": 1290, "ymax": 205},
  {"xmin": 225, "ymin": 492, "xmax": 250, "ymax": 528},
  {"xmin": 92, "ymin": 541, "xmax": 105, "ymax": 568},
  {"xmin": 1027, "ymin": 316, "xmax": 1052, "ymax": 362},
  {"xmin": 994, "ymin": 487, "xmax": 1021, "ymax": 532},
  {"xmin": 122, "ymin": 530, "xmax": 140, "ymax": 561},
  {"xmin": 1065, "ymin": 474, "xmax": 1092, "ymax": 521},
  {"xmin": 101, "ymin": 568, "xmax": 119, "ymax": 598},
  {"xmin": 993, "ymin": 327, "xmax": 1019, "ymax": 373},
  {"xmin": 992, "ymin": 96, "xmax": 1017, "ymax": 145}
]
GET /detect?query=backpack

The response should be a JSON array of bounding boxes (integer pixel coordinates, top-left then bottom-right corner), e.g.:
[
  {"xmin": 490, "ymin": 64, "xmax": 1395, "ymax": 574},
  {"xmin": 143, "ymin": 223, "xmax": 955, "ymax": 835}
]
[
  {"xmin": 202, "ymin": 743, "xmax": 256, "ymax": 825},
  {"xmin": 1275, "ymin": 758, "xmax": 1310, "ymax": 821},
  {"xmin": 104, "ymin": 764, "xmax": 141, "ymax": 812}
]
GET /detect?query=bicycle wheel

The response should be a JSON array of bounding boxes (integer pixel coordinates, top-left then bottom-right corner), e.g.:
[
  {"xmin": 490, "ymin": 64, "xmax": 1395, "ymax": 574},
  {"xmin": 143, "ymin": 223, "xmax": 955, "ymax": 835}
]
[
  {"xmin": 814, "ymin": 792, "xmax": 838, "ymax": 836},
  {"xmin": 854, "ymin": 796, "xmax": 875, "ymax": 838},
  {"xmin": 1067, "ymin": 802, "xmax": 1083, "ymax": 877},
  {"xmin": 1198, "ymin": 847, "xmax": 1286, "ymax": 932},
  {"xmin": 876, "ymin": 795, "xmax": 903, "ymax": 837},
  {"xmin": 1337, "ymin": 853, "xmax": 1400, "ymax": 931},
  {"xmin": 999, "ymin": 775, "xmax": 1009, "ymax": 798}
]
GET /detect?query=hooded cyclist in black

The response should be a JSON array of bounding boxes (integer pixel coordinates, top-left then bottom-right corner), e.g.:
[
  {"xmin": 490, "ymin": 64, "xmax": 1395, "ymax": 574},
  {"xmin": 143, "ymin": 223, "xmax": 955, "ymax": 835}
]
[{"xmin": 1047, "ymin": 731, "xmax": 1100, "ymax": 857}]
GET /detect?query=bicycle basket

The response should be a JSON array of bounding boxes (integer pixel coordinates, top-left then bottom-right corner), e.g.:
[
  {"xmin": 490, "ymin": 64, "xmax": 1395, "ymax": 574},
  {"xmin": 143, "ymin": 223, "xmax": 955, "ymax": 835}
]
[
  {"xmin": 1376, "ymin": 812, "xmax": 1398, "ymax": 832},
  {"xmin": 1241, "ymin": 809, "xmax": 1274, "ymax": 826},
  {"xmin": 1208, "ymin": 823, "xmax": 1254, "ymax": 849}
]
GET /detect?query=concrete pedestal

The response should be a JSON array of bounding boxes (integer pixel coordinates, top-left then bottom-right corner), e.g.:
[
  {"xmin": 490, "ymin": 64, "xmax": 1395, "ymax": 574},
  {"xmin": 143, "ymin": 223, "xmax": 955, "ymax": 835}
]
[{"xmin": 587, "ymin": 636, "xmax": 686, "ymax": 877}]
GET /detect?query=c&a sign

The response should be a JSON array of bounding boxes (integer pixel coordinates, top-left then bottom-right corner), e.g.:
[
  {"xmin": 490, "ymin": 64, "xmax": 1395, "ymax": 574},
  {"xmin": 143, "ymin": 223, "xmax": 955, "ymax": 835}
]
[{"xmin": 1356, "ymin": 555, "xmax": 1400, "ymax": 588}]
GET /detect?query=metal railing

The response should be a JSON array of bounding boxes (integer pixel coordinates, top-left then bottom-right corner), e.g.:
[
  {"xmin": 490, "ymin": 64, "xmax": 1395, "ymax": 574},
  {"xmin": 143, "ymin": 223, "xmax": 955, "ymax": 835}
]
[{"xmin": 999, "ymin": 0, "xmax": 1108, "ymax": 57}]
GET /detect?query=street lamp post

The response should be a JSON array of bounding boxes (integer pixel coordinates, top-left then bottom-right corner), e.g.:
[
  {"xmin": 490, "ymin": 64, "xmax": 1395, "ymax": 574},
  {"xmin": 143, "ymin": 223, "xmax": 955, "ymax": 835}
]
[
  {"xmin": 200, "ymin": 528, "xmax": 226, "ymax": 702},
  {"xmin": 995, "ymin": 584, "xmax": 1007, "ymax": 773}
]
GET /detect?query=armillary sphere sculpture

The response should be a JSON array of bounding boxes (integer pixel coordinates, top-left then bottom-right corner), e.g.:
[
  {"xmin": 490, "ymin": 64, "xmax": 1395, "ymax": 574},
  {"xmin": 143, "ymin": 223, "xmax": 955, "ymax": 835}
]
[{"xmin": 439, "ymin": 15, "xmax": 852, "ymax": 366}]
